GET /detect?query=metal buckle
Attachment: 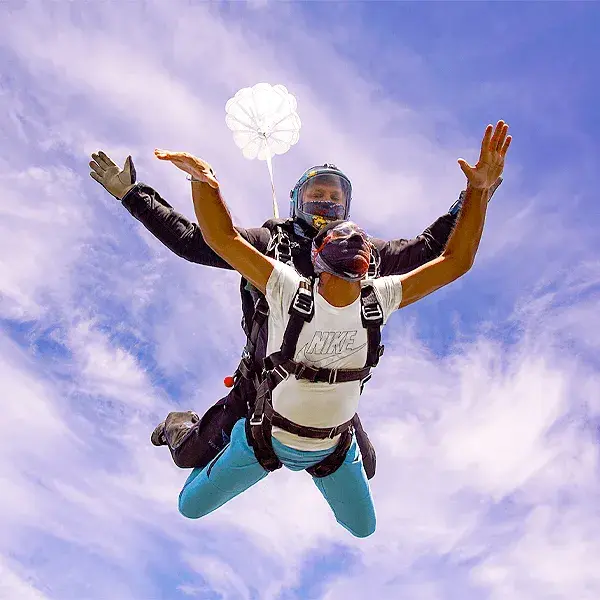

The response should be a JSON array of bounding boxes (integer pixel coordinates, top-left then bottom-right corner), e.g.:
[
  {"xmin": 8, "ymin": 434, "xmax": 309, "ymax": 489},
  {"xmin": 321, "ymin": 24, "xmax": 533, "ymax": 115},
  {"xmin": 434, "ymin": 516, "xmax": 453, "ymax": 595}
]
[
  {"xmin": 359, "ymin": 373, "xmax": 372, "ymax": 394},
  {"xmin": 328, "ymin": 369, "xmax": 338, "ymax": 384},
  {"xmin": 294, "ymin": 363, "xmax": 306, "ymax": 380},
  {"xmin": 249, "ymin": 413, "xmax": 264, "ymax": 426},
  {"xmin": 272, "ymin": 364, "xmax": 289, "ymax": 382}
]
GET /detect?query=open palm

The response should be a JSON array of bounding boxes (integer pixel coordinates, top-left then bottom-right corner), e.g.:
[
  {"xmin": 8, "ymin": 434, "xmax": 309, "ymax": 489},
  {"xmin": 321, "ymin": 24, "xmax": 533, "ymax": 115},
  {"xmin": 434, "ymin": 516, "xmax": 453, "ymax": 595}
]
[
  {"xmin": 458, "ymin": 121, "xmax": 512, "ymax": 190},
  {"xmin": 154, "ymin": 149, "xmax": 219, "ymax": 189}
]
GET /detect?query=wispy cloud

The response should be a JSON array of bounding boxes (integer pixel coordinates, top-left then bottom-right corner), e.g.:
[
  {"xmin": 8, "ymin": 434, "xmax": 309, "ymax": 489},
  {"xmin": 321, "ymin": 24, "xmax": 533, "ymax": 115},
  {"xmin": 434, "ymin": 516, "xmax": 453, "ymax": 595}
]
[{"xmin": 1, "ymin": 1, "xmax": 599, "ymax": 599}]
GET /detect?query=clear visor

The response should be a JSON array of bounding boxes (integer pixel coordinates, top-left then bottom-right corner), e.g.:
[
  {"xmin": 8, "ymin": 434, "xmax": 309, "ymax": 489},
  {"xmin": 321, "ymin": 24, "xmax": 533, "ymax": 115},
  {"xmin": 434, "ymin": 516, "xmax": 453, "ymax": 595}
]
[{"xmin": 298, "ymin": 174, "xmax": 350, "ymax": 221}]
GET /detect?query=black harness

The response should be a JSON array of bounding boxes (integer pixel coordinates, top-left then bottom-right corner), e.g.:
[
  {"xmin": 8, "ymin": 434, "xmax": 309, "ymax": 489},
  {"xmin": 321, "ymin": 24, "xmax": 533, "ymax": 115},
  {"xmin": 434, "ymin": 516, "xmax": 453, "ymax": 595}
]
[
  {"xmin": 232, "ymin": 222, "xmax": 383, "ymax": 477},
  {"xmin": 246, "ymin": 272, "xmax": 385, "ymax": 478},
  {"xmin": 236, "ymin": 222, "xmax": 380, "ymax": 383}
]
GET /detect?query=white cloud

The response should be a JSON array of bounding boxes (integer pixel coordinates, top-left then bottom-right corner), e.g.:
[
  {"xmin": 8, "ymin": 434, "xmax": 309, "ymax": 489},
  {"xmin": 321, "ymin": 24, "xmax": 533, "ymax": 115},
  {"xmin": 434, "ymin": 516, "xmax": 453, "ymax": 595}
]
[
  {"xmin": 0, "ymin": 1, "xmax": 598, "ymax": 599},
  {"xmin": 0, "ymin": 558, "xmax": 50, "ymax": 600}
]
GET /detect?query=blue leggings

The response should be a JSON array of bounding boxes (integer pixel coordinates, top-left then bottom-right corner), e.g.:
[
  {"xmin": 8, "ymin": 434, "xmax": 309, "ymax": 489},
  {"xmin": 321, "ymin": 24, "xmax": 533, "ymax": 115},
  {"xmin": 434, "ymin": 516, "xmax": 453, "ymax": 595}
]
[{"xmin": 178, "ymin": 418, "xmax": 376, "ymax": 538}]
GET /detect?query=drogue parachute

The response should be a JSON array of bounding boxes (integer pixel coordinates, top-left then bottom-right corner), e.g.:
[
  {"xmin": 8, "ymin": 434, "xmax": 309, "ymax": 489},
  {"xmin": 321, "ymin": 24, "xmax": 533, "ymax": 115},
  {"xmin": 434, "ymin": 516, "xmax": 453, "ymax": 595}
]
[{"xmin": 225, "ymin": 83, "xmax": 301, "ymax": 218}]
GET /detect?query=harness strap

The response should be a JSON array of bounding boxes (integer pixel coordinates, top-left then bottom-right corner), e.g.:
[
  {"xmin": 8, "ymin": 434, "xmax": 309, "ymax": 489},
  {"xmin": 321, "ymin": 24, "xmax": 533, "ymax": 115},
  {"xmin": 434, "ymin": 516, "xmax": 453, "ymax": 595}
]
[
  {"xmin": 237, "ymin": 224, "xmax": 296, "ymax": 384},
  {"xmin": 246, "ymin": 414, "xmax": 353, "ymax": 478},
  {"xmin": 305, "ymin": 427, "xmax": 354, "ymax": 477},
  {"xmin": 361, "ymin": 284, "xmax": 385, "ymax": 368},
  {"xmin": 277, "ymin": 357, "xmax": 371, "ymax": 385},
  {"xmin": 271, "ymin": 412, "xmax": 355, "ymax": 440},
  {"xmin": 250, "ymin": 377, "xmax": 354, "ymax": 437},
  {"xmin": 246, "ymin": 378, "xmax": 353, "ymax": 475},
  {"xmin": 245, "ymin": 412, "xmax": 282, "ymax": 472},
  {"xmin": 367, "ymin": 241, "xmax": 380, "ymax": 279},
  {"xmin": 280, "ymin": 279, "xmax": 314, "ymax": 360}
]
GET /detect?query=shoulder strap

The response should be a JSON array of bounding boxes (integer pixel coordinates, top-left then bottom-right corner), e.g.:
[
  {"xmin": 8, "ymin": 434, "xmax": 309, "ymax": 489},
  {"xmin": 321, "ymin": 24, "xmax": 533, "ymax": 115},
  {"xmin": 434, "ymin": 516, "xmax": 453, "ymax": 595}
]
[
  {"xmin": 360, "ymin": 283, "xmax": 384, "ymax": 368},
  {"xmin": 279, "ymin": 278, "xmax": 315, "ymax": 361},
  {"xmin": 367, "ymin": 241, "xmax": 381, "ymax": 278},
  {"xmin": 245, "ymin": 224, "xmax": 294, "ymax": 355},
  {"xmin": 265, "ymin": 223, "xmax": 295, "ymax": 266}
]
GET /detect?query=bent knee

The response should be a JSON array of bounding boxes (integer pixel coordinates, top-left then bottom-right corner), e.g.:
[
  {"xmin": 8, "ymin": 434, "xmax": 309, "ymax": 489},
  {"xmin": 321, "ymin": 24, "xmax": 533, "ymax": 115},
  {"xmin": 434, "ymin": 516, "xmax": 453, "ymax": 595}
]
[
  {"xmin": 178, "ymin": 491, "xmax": 208, "ymax": 520},
  {"xmin": 351, "ymin": 522, "xmax": 376, "ymax": 538},
  {"xmin": 342, "ymin": 515, "xmax": 376, "ymax": 538},
  {"xmin": 178, "ymin": 497, "xmax": 199, "ymax": 519}
]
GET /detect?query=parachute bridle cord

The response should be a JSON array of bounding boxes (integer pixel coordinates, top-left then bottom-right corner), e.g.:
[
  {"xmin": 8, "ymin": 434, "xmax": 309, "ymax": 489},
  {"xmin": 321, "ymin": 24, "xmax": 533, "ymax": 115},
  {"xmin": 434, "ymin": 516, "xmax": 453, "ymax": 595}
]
[{"xmin": 262, "ymin": 133, "xmax": 279, "ymax": 218}]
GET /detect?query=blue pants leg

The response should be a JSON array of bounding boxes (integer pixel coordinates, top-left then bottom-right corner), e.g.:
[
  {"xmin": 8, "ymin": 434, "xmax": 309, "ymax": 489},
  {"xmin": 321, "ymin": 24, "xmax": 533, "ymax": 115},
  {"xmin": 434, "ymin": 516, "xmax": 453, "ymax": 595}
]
[
  {"xmin": 178, "ymin": 419, "xmax": 376, "ymax": 537},
  {"xmin": 178, "ymin": 419, "xmax": 268, "ymax": 519},
  {"xmin": 310, "ymin": 438, "xmax": 376, "ymax": 538}
]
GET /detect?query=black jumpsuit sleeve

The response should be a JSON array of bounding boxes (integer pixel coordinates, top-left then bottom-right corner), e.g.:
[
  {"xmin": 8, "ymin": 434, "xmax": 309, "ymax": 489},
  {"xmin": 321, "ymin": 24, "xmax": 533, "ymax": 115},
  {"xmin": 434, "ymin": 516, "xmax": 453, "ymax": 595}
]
[
  {"xmin": 120, "ymin": 183, "xmax": 271, "ymax": 268},
  {"xmin": 374, "ymin": 180, "xmax": 503, "ymax": 276},
  {"xmin": 373, "ymin": 212, "xmax": 458, "ymax": 276}
]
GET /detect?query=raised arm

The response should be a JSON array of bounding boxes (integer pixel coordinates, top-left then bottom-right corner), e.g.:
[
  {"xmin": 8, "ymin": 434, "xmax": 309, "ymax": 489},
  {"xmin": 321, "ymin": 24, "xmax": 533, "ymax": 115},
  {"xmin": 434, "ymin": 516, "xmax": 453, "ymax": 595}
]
[
  {"xmin": 373, "ymin": 177, "xmax": 503, "ymax": 276},
  {"xmin": 89, "ymin": 151, "xmax": 271, "ymax": 267},
  {"xmin": 398, "ymin": 121, "xmax": 512, "ymax": 308},
  {"xmin": 154, "ymin": 150, "xmax": 275, "ymax": 294}
]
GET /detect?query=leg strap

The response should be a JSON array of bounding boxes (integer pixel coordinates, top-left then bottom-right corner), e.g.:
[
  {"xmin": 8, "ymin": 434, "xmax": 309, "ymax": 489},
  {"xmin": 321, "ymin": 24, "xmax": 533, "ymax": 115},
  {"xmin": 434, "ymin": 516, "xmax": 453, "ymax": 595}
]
[{"xmin": 305, "ymin": 426, "xmax": 354, "ymax": 478}]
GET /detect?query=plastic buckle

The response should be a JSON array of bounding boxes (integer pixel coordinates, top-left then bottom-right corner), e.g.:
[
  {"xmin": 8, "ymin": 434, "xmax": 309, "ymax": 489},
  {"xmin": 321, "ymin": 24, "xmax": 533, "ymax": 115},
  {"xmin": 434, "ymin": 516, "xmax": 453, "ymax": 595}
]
[
  {"xmin": 327, "ymin": 426, "xmax": 338, "ymax": 439},
  {"xmin": 292, "ymin": 287, "xmax": 313, "ymax": 317},
  {"xmin": 328, "ymin": 369, "xmax": 338, "ymax": 384},
  {"xmin": 294, "ymin": 363, "xmax": 306, "ymax": 380},
  {"xmin": 361, "ymin": 301, "xmax": 383, "ymax": 322}
]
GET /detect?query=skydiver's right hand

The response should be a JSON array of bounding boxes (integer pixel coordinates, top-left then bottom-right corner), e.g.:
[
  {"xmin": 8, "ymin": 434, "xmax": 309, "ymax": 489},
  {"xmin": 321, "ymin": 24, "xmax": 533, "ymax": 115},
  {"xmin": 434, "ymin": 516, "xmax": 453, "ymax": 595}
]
[{"xmin": 89, "ymin": 151, "xmax": 137, "ymax": 200}]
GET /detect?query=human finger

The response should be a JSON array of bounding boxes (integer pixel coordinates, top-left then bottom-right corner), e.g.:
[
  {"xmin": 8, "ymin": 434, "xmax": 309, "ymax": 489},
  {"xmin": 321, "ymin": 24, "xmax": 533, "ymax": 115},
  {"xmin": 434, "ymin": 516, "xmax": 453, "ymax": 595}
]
[
  {"xmin": 500, "ymin": 135, "xmax": 512, "ymax": 157},
  {"xmin": 154, "ymin": 148, "xmax": 170, "ymax": 159},
  {"xmin": 480, "ymin": 124, "xmax": 494, "ymax": 156},
  {"xmin": 97, "ymin": 151, "xmax": 117, "ymax": 169},
  {"xmin": 457, "ymin": 158, "xmax": 474, "ymax": 179},
  {"xmin": 489, "ymin": 120, "xmax": 505, "ymax": 152},
  {"xmin": 154, "ymin": 149, "xmax": 182, "ymax": 160},
  {"xmin": 89, "ymin": 160, "xmax": 104, "ymax": 176},
  {"xmin": 495, "ymin": 123, "xmax": 509, "ymax": 152}
]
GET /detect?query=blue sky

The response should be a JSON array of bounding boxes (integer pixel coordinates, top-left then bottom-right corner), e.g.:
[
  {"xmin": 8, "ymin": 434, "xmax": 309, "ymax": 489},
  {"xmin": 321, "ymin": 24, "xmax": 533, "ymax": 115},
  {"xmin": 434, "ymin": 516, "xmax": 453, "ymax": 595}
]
[{"xmin": 1, "ymin": 1, "xmax": 599, "ymax": 599}]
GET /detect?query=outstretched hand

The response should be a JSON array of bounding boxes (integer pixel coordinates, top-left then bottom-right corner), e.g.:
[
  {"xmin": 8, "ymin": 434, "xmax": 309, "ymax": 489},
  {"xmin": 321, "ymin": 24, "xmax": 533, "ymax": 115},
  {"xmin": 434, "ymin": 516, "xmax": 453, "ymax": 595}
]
[
  {"xmin": 89, "ymin": 151, "xmax": 137, "ymax": 200},
  {"xmin": 154, "ymin": 149, "xmax": 219, "ymax": 189},
  {"xmin": 458, "ymin": 121, "xmax": 512, "ymax": 190}
]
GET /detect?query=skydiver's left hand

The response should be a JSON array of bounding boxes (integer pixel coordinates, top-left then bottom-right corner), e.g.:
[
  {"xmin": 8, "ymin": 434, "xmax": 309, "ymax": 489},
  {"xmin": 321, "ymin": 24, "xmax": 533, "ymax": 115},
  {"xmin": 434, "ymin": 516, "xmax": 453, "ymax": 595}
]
[
  {"xmin": 458, "ymin": 120, "xmax": 512, "ymax": 190},
  {"xmin": 154, "ymin": 149, "xmax": 219, "ymax": 189}
]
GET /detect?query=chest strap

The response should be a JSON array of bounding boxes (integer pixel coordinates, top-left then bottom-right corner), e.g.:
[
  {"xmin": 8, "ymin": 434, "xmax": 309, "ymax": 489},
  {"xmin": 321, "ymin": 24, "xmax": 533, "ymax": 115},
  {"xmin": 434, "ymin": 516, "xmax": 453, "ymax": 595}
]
[{"xmin": 263, "ymin": 354, "xmax": 372, "ymax": 386}]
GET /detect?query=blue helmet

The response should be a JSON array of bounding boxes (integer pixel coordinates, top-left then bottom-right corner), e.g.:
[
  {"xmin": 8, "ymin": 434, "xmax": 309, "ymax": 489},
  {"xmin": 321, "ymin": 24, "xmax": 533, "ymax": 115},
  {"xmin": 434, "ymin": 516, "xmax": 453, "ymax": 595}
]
[{"xmin": 289, "ymin": 164, "xmax": 352, "ymax": 232}]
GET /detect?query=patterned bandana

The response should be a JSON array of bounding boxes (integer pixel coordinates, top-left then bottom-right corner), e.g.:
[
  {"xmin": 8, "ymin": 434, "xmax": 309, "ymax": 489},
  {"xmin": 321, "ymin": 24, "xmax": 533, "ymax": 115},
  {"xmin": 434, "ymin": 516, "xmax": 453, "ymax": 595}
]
[{"xmin": 311, "ymin": 220, "xmax": 371, "ymax": 282}]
